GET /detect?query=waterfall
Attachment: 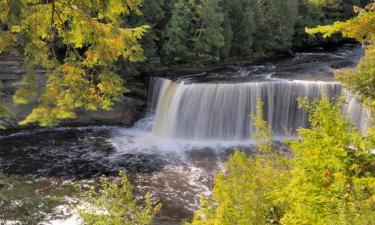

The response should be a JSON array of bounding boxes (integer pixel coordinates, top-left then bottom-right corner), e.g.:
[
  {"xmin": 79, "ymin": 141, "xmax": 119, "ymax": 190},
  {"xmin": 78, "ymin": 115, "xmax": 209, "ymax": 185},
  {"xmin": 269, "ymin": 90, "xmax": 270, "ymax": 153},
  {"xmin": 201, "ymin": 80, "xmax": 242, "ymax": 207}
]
[{"xmin": 150, "ymin": 77, "xmax": 369, "ymax": 141}]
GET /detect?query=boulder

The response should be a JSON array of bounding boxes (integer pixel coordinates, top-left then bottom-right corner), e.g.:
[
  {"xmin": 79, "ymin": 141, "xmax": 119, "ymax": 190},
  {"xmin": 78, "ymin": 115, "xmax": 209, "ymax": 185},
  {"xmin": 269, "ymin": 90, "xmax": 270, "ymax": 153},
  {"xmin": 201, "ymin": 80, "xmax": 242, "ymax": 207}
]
[{"xmin": 67, "ymin": 96, "xmax": 146, "ymax": 126}]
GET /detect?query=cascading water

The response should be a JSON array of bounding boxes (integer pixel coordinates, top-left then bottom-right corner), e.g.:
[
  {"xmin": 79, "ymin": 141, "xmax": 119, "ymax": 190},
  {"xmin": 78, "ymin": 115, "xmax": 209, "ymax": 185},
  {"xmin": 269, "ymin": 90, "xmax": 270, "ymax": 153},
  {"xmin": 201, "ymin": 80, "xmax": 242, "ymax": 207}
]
[{"xmin": 150, "ymin": 77, "xmax": 369, "ymax": 141}]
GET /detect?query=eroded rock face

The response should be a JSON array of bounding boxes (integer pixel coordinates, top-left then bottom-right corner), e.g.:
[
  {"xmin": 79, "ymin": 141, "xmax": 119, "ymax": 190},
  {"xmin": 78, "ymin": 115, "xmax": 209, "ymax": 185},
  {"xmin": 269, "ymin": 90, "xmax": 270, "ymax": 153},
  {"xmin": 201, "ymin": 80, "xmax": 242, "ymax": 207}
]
[
  {"xmin": 66, "ymin": 96, "xmax": 146, "ymax": 126},
  {"xmin": 0, "ymin": 54, "xmax": 146, "ymax": 128}
]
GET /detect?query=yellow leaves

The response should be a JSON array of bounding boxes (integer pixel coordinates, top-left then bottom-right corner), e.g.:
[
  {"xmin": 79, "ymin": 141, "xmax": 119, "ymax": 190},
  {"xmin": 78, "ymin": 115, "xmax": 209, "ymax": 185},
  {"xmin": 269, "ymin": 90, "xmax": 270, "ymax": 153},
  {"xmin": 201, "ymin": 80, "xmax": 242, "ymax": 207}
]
[
  {"xmin": 97, "ymin": 83, "xmax": 104, "ymax": 92},
  {"xmin": 0, "ymin": 30, "xmax": 15, "ymax": 53},
  {"xmin": 10, "ymin": 26, "xmax": 21, "ymax": 33},
  {"xmin": 306, "ymin": 3, "xmax": 375, "ymax": 42},
  {"xmin": 19, "ymin": 106, "xmax": 77, "ymax": 127},
  {"xmin": 0, "ymin": 0, "xmax": 148, "ymax": 126},
  {"xmin": 13, "ymin": 72, "xmax": 39, "ymax": 105}
]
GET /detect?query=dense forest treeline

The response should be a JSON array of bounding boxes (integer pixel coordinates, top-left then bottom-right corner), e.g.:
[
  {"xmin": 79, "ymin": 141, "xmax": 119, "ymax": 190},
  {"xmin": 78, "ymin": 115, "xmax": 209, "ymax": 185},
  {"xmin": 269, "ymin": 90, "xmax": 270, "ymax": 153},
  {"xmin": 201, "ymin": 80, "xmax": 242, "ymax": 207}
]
[{"xmin": 122, "ymin": 0, "xmax": 371, "ymax": 75}]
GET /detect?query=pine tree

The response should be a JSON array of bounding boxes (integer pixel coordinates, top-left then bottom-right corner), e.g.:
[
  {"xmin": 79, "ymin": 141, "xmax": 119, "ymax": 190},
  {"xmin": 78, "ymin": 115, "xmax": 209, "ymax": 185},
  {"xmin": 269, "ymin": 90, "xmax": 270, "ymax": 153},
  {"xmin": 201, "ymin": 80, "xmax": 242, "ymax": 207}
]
[
  {"xmin": 163, "ymin": 0, "xmax": 225, "ymax": 63},
  {"xmin": 254, "ymin": 0, "xmax": 299, "ymax": 55},
  {"xmin": 193, "ymin": 0, "xmax": 224, "ymax": 62},
  {"xmin": 162, "ymin": 0, "xmax": 194, "ymax": 63},
  {"xmin": 221, "ymin": 12, "xmax": 234, "ymax": 60},
  {"xmin": 223, "ymin": 0, "xmax": 258, "ymax": 57}
]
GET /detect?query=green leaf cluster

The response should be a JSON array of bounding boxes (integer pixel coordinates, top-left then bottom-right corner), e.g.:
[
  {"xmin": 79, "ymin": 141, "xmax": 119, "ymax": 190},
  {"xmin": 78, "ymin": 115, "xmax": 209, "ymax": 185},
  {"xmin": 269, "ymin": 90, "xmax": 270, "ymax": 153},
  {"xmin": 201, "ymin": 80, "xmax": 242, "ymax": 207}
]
[
  {"xmin": 0, "ymin": 0, "xmax": 149, "ymax": 126},
  {"xmin": 189, "ymin": 97, "xmax": 375, "ymax": 225},
  {"xmin": 306, "ymin": 2, "xmax": 375, "ymax": 109},
  {"xmin": 161, "ymin": 0, "xmax": 224, "ymax": 63},
  {"xmin": 77, "ymin": 170, "xmax": 161, "ymax": 225},
  {"xmin": 187, "ymin": 99, "xmax": 288, "ymax": 225},
  {"xmin": 278, "ymin": 97, "xmax": 375, "ymax": 225}
]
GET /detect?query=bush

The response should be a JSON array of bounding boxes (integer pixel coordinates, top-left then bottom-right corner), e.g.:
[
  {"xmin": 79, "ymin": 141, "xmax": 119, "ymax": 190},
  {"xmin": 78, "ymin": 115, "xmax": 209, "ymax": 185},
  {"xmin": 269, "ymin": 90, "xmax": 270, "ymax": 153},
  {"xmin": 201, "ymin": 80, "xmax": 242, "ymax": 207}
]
[{"xmin": 77, "ymin": 170, "xmax": 161, "ymax": 225}]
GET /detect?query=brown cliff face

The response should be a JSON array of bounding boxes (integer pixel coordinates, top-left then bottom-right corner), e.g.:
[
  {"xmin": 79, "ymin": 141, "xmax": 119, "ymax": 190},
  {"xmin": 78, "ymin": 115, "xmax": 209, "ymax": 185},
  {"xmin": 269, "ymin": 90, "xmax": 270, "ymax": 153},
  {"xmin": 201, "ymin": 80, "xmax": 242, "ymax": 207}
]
[{"xmin": 0, "ymin": 54, "xmax": 146, "ymax": 129}]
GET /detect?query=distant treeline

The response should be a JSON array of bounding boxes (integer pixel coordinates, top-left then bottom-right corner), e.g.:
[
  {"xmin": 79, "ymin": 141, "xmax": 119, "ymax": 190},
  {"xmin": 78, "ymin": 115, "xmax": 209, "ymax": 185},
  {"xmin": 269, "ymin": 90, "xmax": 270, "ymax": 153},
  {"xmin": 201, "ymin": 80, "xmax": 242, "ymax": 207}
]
[{"xmin": 120, "ymin": 0, "xmax": 370, "ymax": 73}]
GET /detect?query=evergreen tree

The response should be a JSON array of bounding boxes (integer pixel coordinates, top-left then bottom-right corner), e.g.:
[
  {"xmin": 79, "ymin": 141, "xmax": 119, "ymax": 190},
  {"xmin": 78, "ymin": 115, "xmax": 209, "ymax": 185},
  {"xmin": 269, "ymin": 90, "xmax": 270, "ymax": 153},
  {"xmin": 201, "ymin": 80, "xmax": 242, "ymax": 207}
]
[
  {"xmin": 163, "ymin": 0, "xmax": 225, "ymax": 63},
  {"xmin": 254, "ymin": 0, "xmax": 299, "ymax": 55},
  {"xmin": 221, "ymin": 11, "xmax": 234, "ymax": 60},
  {"xmin": 223, "ymin": 0, "xmax": 258, "ymax": 57},
  {"xmin": 193, "ymin": 0, "xmax": 225, "ymax": 62},
  {"xmin": 162, "ymin": 0, "xmax": 194, "ymax": 63}
]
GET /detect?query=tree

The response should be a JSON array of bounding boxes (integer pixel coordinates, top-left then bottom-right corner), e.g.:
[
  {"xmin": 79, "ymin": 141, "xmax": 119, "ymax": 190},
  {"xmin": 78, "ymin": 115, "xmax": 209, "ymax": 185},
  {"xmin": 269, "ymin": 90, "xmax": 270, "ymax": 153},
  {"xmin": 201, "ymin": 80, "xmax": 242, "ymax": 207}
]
[
  {"xmin": 189, "ymin": 98, "xmax": 375, "ymax": 225},
  {"xmin": 162, "ymin": 0, "xmax": 224, "ymax": 63},
  {"xmin": 0, "ymin": 0, "xmax": 149, "ymax": 126},
  {"xmin": 162, "ymin": 0, "xmax": 194, "ymax": 63},
  {"xmin": 276, "ymin": 97, "xmax": 375, "ymax": 225},
  {"xmin": 193, "ymin": 0, "xmax": 224, "ymax": 62},
  {"xmin": 77, "ymin": 170, "xmax": 161, "ymax": 225},
  {"xmin": 187, "ymin": 100, "xmax": 288, "ymax": 225},
  {"xmin": 222, "ymin": 0, "xmax": 258, "ymax": 57},
  {"xmin": 254, "ymin": 0, "xmax": 299, "ymax": 55},
  {"xmin": 306, "ymin": 2, "xmax": 375, "ymax": 109}
]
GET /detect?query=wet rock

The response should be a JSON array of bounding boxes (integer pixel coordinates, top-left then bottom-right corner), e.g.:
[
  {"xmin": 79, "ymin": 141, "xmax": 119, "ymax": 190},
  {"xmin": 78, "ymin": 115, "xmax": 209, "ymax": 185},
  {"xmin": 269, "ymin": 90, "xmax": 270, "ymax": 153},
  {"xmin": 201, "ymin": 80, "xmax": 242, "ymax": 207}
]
[
  {"xmin": 330, "ymin": 60, "xmax": 354, "ymax": 69},
  {"xmin": 68, "ymin": 96, "xmax": 146, "ymax": 126}
]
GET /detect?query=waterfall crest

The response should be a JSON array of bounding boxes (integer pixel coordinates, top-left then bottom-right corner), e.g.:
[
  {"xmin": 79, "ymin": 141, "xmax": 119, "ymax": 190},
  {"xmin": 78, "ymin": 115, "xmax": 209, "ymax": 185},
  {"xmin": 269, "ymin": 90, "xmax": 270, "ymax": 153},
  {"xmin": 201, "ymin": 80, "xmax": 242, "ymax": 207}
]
[{"xmin": 150, "ymin": 78, "xmax": 369, "ymax": 141}]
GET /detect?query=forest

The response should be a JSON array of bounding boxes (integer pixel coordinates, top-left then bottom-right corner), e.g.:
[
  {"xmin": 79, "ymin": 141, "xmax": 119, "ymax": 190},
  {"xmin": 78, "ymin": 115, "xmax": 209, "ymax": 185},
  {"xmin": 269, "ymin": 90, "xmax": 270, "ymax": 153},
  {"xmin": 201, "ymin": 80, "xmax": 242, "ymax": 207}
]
[{"xmin": 0, "ymin": 0, "xmax": 374, "ymax": 225}]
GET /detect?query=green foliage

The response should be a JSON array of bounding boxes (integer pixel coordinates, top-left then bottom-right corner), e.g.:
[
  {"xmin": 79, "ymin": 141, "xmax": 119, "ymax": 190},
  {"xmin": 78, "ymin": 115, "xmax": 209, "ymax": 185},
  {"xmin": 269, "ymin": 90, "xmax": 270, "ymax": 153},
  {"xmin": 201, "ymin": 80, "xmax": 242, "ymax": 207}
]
[
  {"xmin": 254, "ymin": 0, "xmax": 299, "ymax": 55},
  {"xmin": 222, "ymin": 0, "xmax": 257, "ymax": 57},
  {"xmin": 162, "ymin": 0, "xmax": 194, "ymax": 63},
  {"xmin": 193, "ymin": 0, "xmax": 224, "ymax": 61},
  {"xmin": 77, "ymin": 170, "xmax": 161, "ymax": 225},
  {"xmin": 162, "ymin": 0, "xmax": 224, "ymax": 63},
  {"xmin": 0, "ymin": 173, "xmax": 74, "ymax": 224},
  {"xmin": 187, "ymin": 99, "xmax": 287, "ymax": 225},
  {"xmin": 0, "ymin": 0, "xmax": 149, "ymax": 126},
  {"xmin": 306, "ymin": 2, "xmax": 375, "ymax": 109},
  {"xmin": 277, "ymin": 97, "xmax": 375, "ymax": 225},
  {"xmin": 189, "ymin": 97, "xmax": 375, "ymax": 225}
]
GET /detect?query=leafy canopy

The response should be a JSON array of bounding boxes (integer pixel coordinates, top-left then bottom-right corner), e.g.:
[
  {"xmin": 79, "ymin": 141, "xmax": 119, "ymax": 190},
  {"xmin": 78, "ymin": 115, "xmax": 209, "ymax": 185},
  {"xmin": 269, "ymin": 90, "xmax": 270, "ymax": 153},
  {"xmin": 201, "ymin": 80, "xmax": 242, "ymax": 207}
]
[{"xmin": 0, "ymin": 0, "xmax": 149, "ymax": 126}]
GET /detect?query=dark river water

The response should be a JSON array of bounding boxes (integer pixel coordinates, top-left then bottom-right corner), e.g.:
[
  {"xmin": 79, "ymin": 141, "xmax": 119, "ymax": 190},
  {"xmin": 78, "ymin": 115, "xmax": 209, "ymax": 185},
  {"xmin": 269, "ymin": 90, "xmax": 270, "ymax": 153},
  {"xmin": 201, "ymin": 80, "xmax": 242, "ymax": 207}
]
[
  {"xmin": 0, "ymin": 44, "xmax": 367, "ymax": 224},
  {"xmin": 0, "ymin": 124, "xmax": 236, "ymax": 224}
]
